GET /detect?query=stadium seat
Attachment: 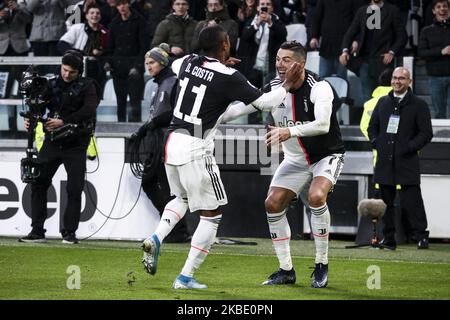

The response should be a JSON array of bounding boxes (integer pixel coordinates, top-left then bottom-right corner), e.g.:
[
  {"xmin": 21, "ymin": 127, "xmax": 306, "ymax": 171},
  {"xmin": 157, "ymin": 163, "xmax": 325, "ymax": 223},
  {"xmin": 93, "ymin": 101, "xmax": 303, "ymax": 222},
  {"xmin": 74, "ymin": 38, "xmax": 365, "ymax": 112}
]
[
  {"xmin": 102, "ymin": 78, "xmax": 116, "ymax": 102},
  {"xmin": 324, "ymin": 76, "xmax": 350, "ymax": 125},
  {"xmin": 97, "ymin": 79, "xmax": 117, "ymax": 122},
  {"xmin": 0, "ymin": 80, "xmax": 20, "ymax": 131},
  {"xmin": 305, "ymin": 51, "xmax": 320, "ymax": 75},
  {"xmin": 10, "ymin": 79, "xmax": 19, "ymax": 97}
]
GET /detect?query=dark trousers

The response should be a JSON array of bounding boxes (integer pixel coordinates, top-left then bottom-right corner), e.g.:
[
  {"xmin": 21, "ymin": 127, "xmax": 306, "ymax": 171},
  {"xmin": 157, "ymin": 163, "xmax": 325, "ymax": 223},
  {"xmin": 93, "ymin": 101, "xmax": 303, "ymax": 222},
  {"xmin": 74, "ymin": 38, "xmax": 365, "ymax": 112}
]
[
  {"xmin": 31, "ymin": 141, "xmax": 87, "ymax": 235},
  {"xmin": 112, "ymin": 74, "xmax": 144, "ymax": 122},
  {"xmin": 142, "ymin": 161, "xmax": 189, "ymax": 242},
  {"xmin": 379, "ymin": 184, "xmax": 429, "ymax": 242},
  {"xmin": 31, "ymin": 41, "xmax": 59, "ymax": 56},
  {"xmin": 30, "ymin": 41, "xmax": 60, "ymax": 75},
  {"xmin": 85, "ymin": 58, "xmax": 106, "ymax": 97}
]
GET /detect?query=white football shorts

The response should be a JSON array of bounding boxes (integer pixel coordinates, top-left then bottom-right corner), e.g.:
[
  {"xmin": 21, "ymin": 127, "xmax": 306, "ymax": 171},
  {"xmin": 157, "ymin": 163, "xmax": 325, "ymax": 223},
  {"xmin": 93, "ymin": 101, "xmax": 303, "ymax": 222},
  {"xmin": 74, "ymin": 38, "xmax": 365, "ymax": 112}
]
[
  {"xmin": 165, "ymin": 155, "xmax": 228, "ymax": 212},
  {"xmin": 270, "ymin": 153, "xmax": 345, "ymax": 196}
]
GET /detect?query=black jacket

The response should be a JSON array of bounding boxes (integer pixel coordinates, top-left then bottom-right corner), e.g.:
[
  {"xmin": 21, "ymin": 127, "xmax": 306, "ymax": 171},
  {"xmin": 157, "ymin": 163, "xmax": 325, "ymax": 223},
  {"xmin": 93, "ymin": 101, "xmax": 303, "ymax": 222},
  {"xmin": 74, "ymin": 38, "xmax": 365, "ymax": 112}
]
[
  {"xmin": 312, "ymin": 0, "xmax": 365, "ymax": 58},
  {"xmin": 146, "ymin": 67, "xmax": 177, "ymax": 130},
  {"xmin": 368, "ymin": 89, "xmax": 433, "ymax": 185},
  {"xmin": 237, "ymin": 13, "xmax": 287, "ymax": 78},
  {"xmin": 105, "ymin": 9, "xmax": 148, "ymax": 77},
  {"xmin": 418, "ymin": 19, "xmax": 450, "ymax": 77},
  {"xmin": 342, "ymin": 3, "xmax": 407, "ymax": 76},
  {"xmin": 191, "ymin": 9, "xmax": 239, "ymax": 55},
  {"xmin": 151, "ymin": 13, "xmax": 198, "ymax": 55},
  {"xmin": 46, "ymin": 76, "xmax": 99, "ymax": 146}
]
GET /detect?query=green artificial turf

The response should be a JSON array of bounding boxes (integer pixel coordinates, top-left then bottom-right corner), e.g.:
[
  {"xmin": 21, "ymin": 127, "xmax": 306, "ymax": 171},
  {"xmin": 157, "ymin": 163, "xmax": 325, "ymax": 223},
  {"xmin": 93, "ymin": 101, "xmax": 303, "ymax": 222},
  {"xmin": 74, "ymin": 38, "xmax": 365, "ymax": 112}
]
[{"xmin": 1, "ymin": 237, "xmax": 449, "ymax": 300}]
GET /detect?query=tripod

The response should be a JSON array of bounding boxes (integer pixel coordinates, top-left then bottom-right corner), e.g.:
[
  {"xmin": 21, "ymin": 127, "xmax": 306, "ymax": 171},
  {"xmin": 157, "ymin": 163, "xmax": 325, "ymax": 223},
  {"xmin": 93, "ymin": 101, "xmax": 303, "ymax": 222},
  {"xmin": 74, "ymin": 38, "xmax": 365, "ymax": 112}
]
[{"xmin": 345, "ymin": 218, "xmax": 382, "ymax": 249}]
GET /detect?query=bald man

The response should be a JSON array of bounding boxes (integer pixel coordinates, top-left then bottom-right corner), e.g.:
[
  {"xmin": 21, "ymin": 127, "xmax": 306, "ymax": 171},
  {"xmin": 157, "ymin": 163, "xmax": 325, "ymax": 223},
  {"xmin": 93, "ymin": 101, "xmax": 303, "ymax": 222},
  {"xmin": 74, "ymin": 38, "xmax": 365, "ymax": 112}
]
[{"xmin": 368, "ymin": 67, "xmax": 433, "ymax": 250}]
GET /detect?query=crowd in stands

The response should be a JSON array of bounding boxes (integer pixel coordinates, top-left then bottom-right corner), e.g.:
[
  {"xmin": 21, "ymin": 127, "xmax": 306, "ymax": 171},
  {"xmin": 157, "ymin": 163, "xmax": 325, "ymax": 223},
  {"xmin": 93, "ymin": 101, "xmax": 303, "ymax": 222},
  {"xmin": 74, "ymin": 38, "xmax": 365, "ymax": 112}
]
[{"xmin": 0, "ymin": 0, "xmax": 448, "ymax": 123}]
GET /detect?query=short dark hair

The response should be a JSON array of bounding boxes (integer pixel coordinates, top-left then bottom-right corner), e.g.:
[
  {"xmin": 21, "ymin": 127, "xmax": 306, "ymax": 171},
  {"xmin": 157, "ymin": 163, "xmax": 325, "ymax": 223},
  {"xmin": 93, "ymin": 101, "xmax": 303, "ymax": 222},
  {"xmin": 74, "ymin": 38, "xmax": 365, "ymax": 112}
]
[
  {"xmin": 207, "ymin": 0, "xmax": 225, "ymax": 5},
  {"xmin": 432, "ymin": 0, "xmax": 449, "ymax": 8},
  {"xmin": 378, "ymin": 68, "xmax": 393, "ymax": 86},
  {"xmin": 256, "ymin": 0, "xmax": 275, "ymax": 10},
  {"xmin": 198, "ymin": 25, "xmax": 228, "ymax": 55},
  {"xmin": 171, "ymin": 0, "xmax": 188, "ymax": 5},
  {"xmin": 85, "ymin": 3, "xmax": 101, "ymax": 13},
  {"xmin": 62, "ymin": 50, "xmax": 84, "ymax": 74},
  {"xmin": 280, "ymin": 41, "xmax": 306, "ymax": 61}
]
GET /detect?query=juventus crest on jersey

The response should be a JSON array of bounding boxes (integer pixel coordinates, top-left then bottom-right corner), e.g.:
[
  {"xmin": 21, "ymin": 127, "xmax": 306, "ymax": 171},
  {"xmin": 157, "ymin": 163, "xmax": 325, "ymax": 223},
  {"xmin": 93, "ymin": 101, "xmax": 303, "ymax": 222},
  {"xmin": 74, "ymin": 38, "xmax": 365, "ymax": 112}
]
[{"xmin": 265, "ymin": 70, "xmax": 345, "ymax": 165}]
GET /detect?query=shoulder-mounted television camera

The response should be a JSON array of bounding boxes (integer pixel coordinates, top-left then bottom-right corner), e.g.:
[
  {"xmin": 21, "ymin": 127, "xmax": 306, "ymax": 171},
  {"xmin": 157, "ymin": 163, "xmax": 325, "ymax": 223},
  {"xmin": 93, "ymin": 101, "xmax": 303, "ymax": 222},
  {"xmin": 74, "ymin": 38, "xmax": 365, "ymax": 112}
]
[
  {"xmin": 19, "ymin": 66, "xmax": 52, "ymax": 184},
  {"xmin": 19, "ymin": 65, "xmax": 52, "ymax": 119}
]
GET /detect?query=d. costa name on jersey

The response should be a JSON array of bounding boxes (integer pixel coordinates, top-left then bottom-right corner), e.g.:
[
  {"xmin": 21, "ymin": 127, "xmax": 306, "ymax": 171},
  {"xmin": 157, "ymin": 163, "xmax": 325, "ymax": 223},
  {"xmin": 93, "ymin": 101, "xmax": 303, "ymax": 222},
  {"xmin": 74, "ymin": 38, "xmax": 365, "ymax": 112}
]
[{"xmin": 184, "ymin": 63, "xmax": 215, "ymax": 82}]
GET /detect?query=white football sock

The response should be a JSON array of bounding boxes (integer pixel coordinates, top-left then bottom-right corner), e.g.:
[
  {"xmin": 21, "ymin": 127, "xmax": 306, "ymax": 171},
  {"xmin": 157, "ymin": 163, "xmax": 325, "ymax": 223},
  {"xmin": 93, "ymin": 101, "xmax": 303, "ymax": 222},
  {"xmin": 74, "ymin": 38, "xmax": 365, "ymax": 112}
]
[
  {"xmin": 267, "ymin": 210, "xmax": 293, "ymax": 271},
  {"xmin": 180, "ymin": 214, "xmax": 222, "ymax": 278},
  {"xmin": 310, "ymin": 204, "xmax": 330, "ymax": 265},
  {"xmin": 153, "ymin": 197, "xmax": 188, "ymax": 243}
]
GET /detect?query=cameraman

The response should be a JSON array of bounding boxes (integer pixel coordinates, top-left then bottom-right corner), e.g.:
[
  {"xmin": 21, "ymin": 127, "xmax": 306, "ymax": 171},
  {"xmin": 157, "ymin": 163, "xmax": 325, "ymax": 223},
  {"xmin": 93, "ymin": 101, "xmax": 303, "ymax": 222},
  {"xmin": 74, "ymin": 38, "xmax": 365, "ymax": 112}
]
[{"xmin": 19, "ymin": 50, "xmax": 99, "ymax": 244}]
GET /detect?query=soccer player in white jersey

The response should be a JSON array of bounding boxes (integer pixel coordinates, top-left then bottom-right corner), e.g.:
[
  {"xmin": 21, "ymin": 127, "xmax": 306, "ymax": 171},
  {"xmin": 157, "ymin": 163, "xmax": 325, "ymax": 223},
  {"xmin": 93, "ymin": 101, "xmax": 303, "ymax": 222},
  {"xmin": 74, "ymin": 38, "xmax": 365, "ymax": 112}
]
[
  {"xmin": 222, "ymin": 41, "xmax": 346, "ymax": 288},
  {"xmin": 141, "ymin": 26, "xmax": 302, "ymax": 289}
]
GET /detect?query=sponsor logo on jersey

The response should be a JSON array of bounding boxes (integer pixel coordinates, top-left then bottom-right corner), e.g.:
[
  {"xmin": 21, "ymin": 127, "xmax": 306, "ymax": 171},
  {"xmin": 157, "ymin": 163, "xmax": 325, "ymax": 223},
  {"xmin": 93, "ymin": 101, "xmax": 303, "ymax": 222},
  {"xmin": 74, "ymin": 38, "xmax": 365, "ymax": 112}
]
[{"xmin": 278, "ymin": 116, "xmax": 310, "ymax": 128}]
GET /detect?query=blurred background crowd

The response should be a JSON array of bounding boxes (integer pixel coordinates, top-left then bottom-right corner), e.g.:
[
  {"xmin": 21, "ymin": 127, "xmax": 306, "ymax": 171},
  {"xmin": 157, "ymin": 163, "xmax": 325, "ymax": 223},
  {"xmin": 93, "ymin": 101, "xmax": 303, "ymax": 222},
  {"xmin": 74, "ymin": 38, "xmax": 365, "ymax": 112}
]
[{"xmin": 0, "ymin": 0, "xmax": 448, "ymax": 127}]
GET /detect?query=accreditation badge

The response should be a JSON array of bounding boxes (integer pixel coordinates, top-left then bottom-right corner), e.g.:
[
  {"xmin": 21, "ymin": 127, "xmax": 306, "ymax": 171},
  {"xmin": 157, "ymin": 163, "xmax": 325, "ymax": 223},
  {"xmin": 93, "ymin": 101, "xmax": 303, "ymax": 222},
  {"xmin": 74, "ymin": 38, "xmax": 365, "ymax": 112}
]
[{"xmin": 386, "ymin": 115, "xmax": 400, "ymax": 134}]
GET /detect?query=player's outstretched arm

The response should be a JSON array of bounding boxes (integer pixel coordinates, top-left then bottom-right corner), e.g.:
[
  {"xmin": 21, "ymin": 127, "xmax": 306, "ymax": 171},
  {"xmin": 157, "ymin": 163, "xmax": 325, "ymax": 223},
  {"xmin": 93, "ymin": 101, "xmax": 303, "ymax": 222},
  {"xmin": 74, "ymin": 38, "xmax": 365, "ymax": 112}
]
[{"xmin": 221, "ymin": 102, "xmax": 257, "ymax": 123}]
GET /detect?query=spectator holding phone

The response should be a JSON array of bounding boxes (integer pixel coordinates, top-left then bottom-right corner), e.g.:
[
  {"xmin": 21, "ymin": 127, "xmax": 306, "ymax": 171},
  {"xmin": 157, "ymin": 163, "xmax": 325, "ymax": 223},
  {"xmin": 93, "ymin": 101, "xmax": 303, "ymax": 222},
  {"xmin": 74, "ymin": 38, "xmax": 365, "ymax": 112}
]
[{"xmin": 236, "ymin": 0, "xmax": 287, "ymax": 90}]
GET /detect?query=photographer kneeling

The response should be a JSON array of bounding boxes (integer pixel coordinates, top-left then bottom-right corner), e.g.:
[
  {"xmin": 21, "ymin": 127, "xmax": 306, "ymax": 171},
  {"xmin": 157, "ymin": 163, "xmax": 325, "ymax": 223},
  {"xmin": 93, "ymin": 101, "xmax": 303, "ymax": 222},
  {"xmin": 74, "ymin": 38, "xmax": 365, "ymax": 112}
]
[{"xmin": 19, "ymin": 50, "xmax": 99, "ymax": 244}]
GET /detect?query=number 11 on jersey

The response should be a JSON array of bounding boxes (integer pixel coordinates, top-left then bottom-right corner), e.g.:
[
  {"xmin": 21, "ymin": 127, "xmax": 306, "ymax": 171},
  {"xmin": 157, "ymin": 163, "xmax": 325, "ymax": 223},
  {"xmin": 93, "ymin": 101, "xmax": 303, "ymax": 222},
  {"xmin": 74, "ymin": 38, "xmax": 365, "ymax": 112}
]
[{"xmin": 173, "ymin": 77, "xmax": 206, "ymax": 125}]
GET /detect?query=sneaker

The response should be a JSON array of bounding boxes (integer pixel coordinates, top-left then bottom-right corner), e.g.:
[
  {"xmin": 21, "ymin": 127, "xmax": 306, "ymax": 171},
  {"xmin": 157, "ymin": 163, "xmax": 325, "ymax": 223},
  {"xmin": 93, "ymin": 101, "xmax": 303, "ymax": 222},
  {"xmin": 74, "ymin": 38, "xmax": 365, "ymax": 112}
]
[
  {"xmin": 62, "ymin": 232, "xmax": 79, "ymax": 244},
  {"xmin": 262, "ymin": 268, "xmax": 296, "ymax": 285},
  {"xmin": 417, "ymin": 238, "xmax": 429, "ymax": 249},
  {"xmin": 311, "ymin": 263, "xmax": 328, "ymax": 288},
  {"xmin": 142, "ymin": 234, "xmax": 160, "ymax": 275},
  {"xmin": 18, "ymin": 232, "xmax": 47, "ymax": 243},
  {"xmin": 379, "ymin": 238, "xmax": 397, "ymax": 250},
  {"xmin": 172, "ymin": 274, "xmax": 208, "ymax": 289}
]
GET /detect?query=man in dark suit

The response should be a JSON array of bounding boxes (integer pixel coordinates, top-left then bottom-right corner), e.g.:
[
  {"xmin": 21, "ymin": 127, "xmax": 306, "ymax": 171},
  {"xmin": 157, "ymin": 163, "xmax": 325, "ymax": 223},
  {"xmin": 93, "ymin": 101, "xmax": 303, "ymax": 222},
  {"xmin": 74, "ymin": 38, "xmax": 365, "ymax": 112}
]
[
  {"xmin": 104, "ymin": 0, "xmax": 148, "ymax": 122},
  {"xmin": 310, "ymin": 0, "xmax": 366, "ymax": 80},
  {"xmin": 368, "ymin": 67, "xmax": 433, "ymax": 250},
  {"xmin": 339, "ymin": 0, "xmax": 407, "ymax": 102}
]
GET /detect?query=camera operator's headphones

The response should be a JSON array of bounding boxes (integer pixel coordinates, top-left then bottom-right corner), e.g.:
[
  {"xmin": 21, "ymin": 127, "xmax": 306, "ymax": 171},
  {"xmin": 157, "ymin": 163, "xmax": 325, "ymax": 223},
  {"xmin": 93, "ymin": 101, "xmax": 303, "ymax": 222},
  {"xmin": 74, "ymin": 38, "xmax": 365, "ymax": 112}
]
[{"xmin": 62, "ymin": 49, "xmax": 84, "ymax": 75}]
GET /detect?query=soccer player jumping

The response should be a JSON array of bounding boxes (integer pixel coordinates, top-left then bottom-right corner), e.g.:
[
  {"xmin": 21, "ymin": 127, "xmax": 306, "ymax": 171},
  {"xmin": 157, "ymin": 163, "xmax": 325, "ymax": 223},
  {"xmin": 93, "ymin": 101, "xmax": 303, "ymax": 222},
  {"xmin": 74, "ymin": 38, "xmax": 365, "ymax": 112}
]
[
  {"xmin": 142, "ymin": 26, "xmax": 301, "ymax": 289},
  {"xmin": 223, "ymin": 41, "xmax": 346, "ymax": 288}
]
